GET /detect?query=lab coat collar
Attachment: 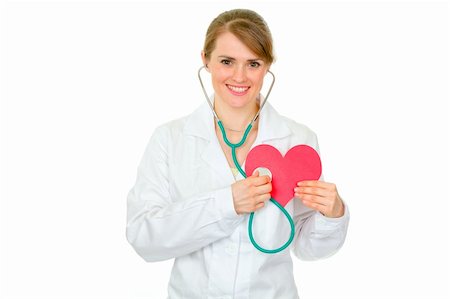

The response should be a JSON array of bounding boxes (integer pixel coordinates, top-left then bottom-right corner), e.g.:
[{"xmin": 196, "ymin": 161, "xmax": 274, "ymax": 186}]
[
  {"xmin": 183, "ymin": 96, "xmax": 292, "ymax": 143},
  {"xmin": 183, "ymin": 96, "xmax": 292, "ymax": 183}
]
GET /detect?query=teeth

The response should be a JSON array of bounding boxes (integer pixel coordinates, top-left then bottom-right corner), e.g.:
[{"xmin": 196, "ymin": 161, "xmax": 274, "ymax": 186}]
[{"xmin": 228, "ymin": 85, "xmax": 249, "ymax": 93}]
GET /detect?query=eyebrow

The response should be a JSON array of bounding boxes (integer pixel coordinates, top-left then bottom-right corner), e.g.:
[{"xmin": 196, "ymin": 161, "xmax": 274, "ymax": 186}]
[{"xmin": 218, "ymin": 55, "xmax": 263, "ymax": 62}]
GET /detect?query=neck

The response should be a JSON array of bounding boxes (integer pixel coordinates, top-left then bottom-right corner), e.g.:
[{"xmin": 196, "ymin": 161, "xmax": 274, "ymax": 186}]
[{"xmin": 214, "ymin": 97, "xmax": 260, "ymax": 132}]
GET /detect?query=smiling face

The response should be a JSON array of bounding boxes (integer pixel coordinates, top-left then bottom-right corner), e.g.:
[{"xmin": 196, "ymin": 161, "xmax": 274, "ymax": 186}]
[{"xmin": 202, "ymin": 32, "xmax": 270, "ymax": 111}]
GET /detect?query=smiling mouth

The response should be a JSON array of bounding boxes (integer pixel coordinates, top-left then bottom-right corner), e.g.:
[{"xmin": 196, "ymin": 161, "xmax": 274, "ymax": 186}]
[{"xmin": 227, "ymin": 84, "xmax": 250, "ymax": 95}]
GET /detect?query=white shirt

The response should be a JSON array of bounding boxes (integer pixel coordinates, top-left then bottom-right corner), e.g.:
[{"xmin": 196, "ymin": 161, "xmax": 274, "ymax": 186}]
[{"xmin": 126, "ymin": 100, "xmax": 350, "ymax": 299}]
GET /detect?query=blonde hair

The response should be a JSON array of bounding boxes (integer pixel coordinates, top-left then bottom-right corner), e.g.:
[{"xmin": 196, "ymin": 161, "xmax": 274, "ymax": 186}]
[{"xmin": 203, "ymin": 9, "xmax": 274, "ymax": 64}]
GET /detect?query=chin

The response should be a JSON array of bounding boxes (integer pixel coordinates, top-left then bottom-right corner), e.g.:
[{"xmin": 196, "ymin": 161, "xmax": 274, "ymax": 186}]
[
  {"xmin": 223, "ymin": 93, "xmax": 257, "ymax": 108},
  {"xmin": 228, "ymin": 98, "xmax": 253, "ymax": 109}
]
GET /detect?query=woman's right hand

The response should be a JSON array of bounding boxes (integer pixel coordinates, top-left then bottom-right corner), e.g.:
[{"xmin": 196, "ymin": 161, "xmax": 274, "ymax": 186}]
[{"xmin": 231, "ymin": 170, "xmax": 272, "ymax": 215}]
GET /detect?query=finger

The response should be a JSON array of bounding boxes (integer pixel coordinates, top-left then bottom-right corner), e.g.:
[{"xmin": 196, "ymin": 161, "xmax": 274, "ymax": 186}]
[
  {"xmin": 255, "ymin": 183, "xmax": 272, "ymax": 195},
  {"xmin": 298, "ymin": 180, "xmax": 336, "ymax": 191},
  {"xmin": 297, "ymin": 180, "xmax": 320, "ymax": 187},
  {"xmin": 256, "ymin": 193, "xmax": 271, "ymax": 204},
  {"xmin": 297, "ymin": 193, "xmax": 328, "ymax": 206},
  {"xmin": 294, "ymin": 186, "xmax": 329, "ymax": 198},
  {"xmin": 252, "ymin": 174, "xmax": 271, "ymax": 186},
  {"xmin": 254, "ymin": 201, "xmax": 266, "ymax": 211},
  {"xmin": 302, "ymin": 199, "xmax": 327, "ymax": 214}
]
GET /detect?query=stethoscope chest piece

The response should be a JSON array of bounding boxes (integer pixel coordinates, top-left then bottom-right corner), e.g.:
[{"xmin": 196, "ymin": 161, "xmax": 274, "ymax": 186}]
[{"xmin": 253, "ymin": 167, "xmax": 272, "ymax": 182}]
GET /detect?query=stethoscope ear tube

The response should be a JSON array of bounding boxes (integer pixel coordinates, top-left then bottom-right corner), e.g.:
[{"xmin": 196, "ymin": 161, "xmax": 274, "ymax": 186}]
[
  {"xmin": 252, "ymin": 69, "xmax": 275, "ymax": 123},
  {"xmin": 198, "ymin": 66, "xmax": 294, "ymax": 254},
  {"xmin": 198, "ymin": 66, "xmax": 220, "ymax": 121}
]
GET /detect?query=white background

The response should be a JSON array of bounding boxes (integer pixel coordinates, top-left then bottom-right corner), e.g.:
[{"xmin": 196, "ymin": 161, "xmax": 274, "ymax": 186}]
[{"xmin": 1, "ymin": 0, "xmax": 449, "ymax": 298}]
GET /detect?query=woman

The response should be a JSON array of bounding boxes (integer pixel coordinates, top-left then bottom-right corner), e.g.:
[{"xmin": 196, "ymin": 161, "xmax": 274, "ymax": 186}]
[{"xmin": 127, "ymin": 9, "xmax": 349, "ymax": 298}]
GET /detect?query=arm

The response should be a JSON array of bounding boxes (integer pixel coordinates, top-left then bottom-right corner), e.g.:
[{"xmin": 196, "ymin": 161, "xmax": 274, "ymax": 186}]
[
  {"xmin": 289, "ymin": 131, "xmax": 350, "ymax": 260},
  {"xmin": 126, "ymin": 127, "xmax": 244, "ymax": 262},
  {"xmin": 290, "ymin": 195, "xmax": 349, "ymax": 260}
]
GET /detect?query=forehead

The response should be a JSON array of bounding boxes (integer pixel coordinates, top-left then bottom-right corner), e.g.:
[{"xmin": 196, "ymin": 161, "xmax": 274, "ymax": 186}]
[{"xmin": 212, "ymin": 32, "xmax": 260, "ymax": 60}]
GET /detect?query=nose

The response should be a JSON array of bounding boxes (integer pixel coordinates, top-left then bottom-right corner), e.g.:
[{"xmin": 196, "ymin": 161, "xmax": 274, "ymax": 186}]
[{"xmin": 232, "ymin": 65, "xmax": 247, "ymax": 83}]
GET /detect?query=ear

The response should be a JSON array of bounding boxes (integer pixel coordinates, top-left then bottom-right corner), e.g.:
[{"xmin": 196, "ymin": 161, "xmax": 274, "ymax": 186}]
[{"xmin": 201, "ymin": 51, "xmax": 210, "ymax": 72}]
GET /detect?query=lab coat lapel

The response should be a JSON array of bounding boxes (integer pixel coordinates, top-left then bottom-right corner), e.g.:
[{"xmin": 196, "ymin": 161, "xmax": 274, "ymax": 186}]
[
  {"xmin": 183, "ymin": 100, "xmax": 292, "ymax": 183},
  {"xmin": 253, "ymin": 101, "xmax": 292, "ymax": 145},
  {"xmin": 183, "ymin": 103, "xmax": 234, "ymax": 184}
]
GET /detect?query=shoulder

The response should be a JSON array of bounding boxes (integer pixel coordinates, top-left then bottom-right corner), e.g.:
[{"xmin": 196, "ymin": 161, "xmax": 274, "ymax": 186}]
[
  {"xmin": 139, "ymin": 114, "xmax": 191, "ymax": 164},
  {"xmin": 283, "ymin": 115, "xmax": 316, "ymax": 137},
  {"xmin": 149, "ymin": 102, "xmax": 208, "ymax": 144},
  {"xmin": 149, "ymin": 115, "xmax": 190, "ymax": 148},
  {"xmin": 154, "ymin": 115, "xmax": 189, "ymax": 136}
]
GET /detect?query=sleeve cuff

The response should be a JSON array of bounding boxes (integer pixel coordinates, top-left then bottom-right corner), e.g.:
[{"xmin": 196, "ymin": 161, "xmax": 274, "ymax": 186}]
[
  {"xmin": 314, "ymin": 201, "xmax": 350, "ymax": 228},
  {"xmin": 214, "ymin": 186, "xmax": 241, "ymax": 220}
]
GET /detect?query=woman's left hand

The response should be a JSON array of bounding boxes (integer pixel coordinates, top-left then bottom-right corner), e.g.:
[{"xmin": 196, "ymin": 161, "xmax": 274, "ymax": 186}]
[{"xmin": 294, "ymin": 181, "xmax": 345, "ymax": 218}]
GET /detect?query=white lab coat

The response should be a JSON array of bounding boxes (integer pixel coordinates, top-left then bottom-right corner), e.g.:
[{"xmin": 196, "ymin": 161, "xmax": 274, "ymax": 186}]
[{"xmin": 126, "ymin": 99, "xmax": 350, "ymax": 299}]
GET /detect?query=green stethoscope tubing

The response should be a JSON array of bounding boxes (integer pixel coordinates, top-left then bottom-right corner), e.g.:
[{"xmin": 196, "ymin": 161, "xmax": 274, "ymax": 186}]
[
  {"xmin": 198, "ymin": 66, "xmax": 295, "ymax": 253},
  {"xmin": 217, "ymin": 120, "xmax": 295, "ymax": 254}
]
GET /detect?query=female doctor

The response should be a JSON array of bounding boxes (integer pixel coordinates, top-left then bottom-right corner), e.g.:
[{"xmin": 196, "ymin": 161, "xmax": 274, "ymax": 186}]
[{"xmin": 127, "ymin": 9, "xmax": 349, "ymax": 299}]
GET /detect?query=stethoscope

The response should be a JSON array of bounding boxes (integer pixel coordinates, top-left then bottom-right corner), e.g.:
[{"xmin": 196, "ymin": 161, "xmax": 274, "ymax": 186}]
[{"xmin": 197, "ymin": 66, "xmax": 295, "ymax": 254}]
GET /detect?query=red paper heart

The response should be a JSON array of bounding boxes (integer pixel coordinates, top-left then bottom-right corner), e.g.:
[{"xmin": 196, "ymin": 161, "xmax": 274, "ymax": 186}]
[{"xmin": 245, "ymin": 144, "xmax": 322, "ymax": 207}]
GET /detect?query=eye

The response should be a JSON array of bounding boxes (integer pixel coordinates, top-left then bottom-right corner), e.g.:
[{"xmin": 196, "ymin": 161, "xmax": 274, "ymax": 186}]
[
  {"xmin": 249, "ymin": 61, "xmax": 261, "ymax": 68},
  {"xmin": 221, "ymin": 59, "xmax": 232, "ymax": 65}
]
